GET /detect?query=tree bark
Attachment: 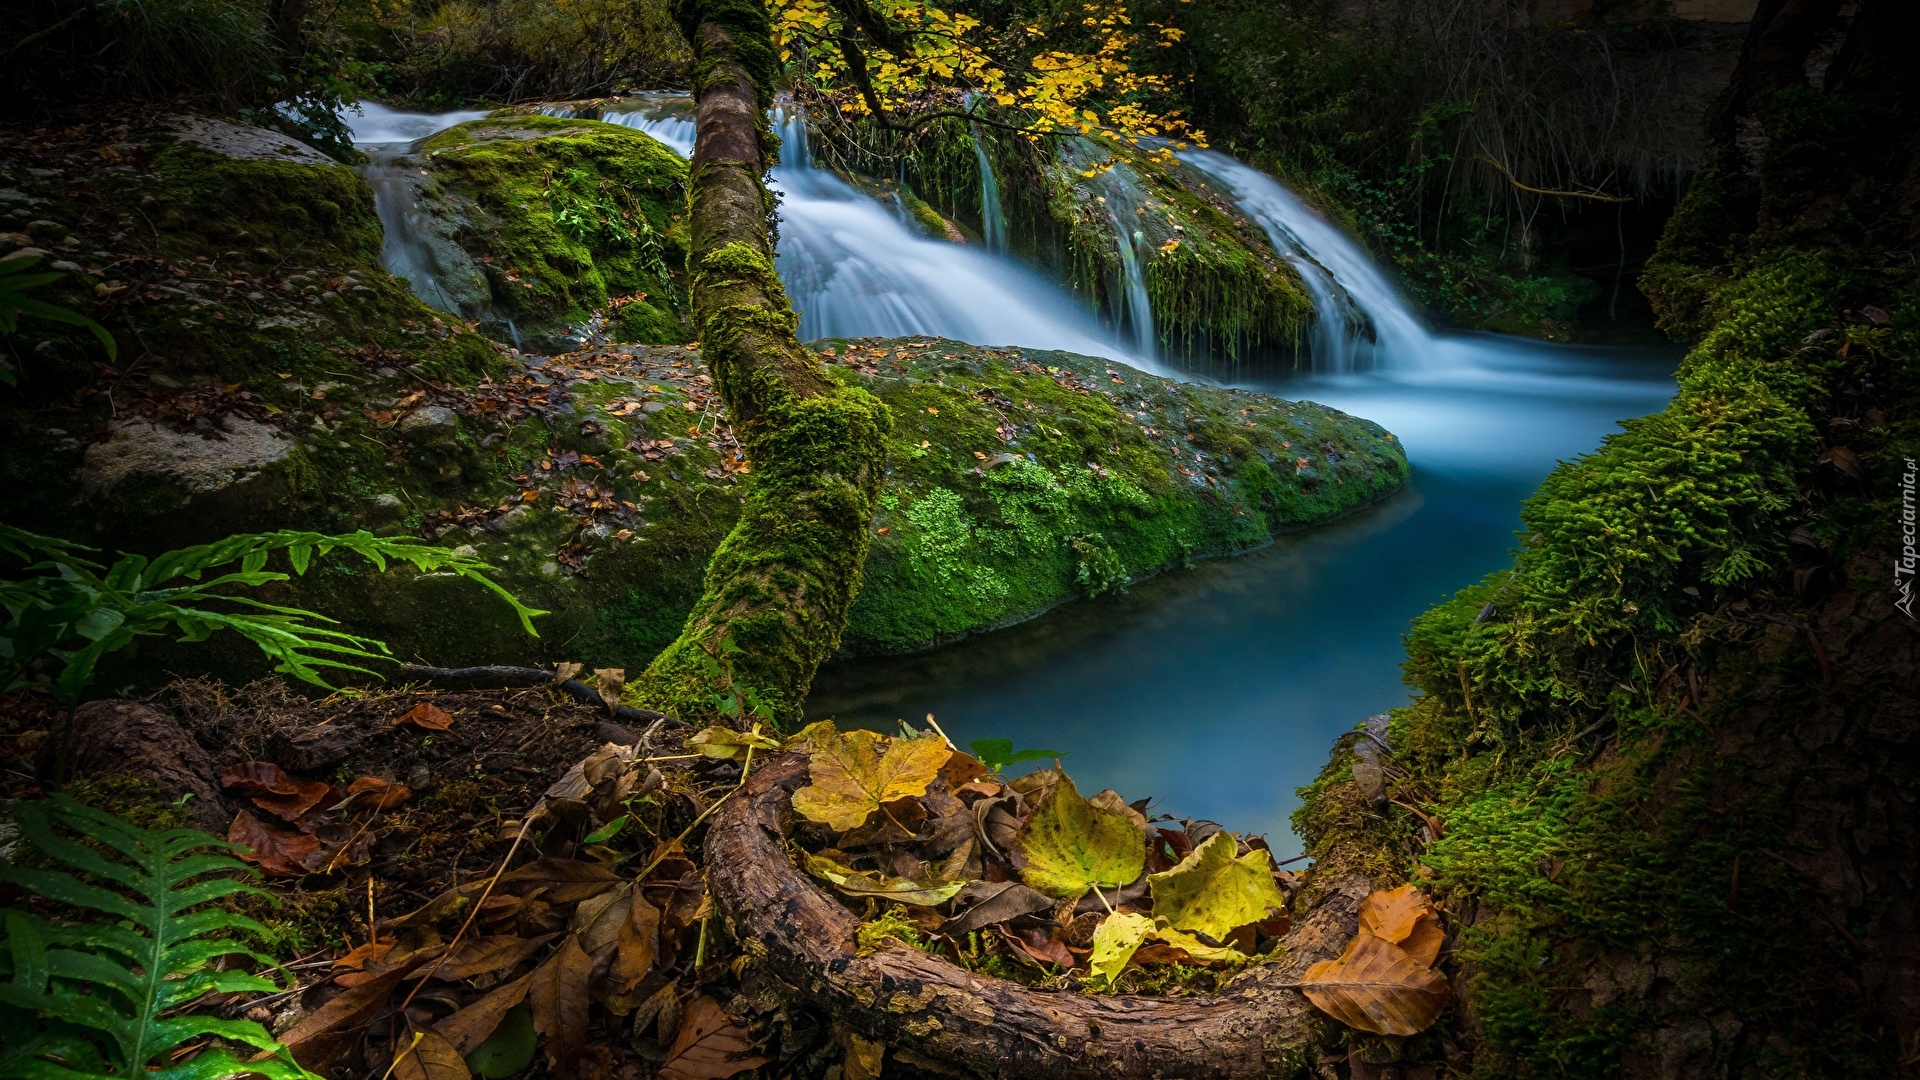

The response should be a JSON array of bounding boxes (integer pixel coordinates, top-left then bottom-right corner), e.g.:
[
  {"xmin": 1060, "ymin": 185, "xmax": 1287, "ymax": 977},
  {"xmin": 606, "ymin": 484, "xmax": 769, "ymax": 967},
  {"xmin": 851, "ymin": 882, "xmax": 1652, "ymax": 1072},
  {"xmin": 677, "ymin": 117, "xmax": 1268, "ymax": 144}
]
[
  {"xmin": 706, "ymin": 753, "xmax": 1369, "ymax": 1079},
  {"xmin": 629, "ymin": 0, "xmax": 889, "ymax": 727}
]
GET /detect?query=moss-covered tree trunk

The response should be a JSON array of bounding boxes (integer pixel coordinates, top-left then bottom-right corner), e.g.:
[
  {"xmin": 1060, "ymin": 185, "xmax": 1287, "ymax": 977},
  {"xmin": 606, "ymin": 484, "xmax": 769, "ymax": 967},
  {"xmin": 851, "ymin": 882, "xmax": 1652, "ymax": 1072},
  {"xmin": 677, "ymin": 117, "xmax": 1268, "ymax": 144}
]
[{"xmin": 629, "ymin": 0, "xmax": 889, "ymax": 727}]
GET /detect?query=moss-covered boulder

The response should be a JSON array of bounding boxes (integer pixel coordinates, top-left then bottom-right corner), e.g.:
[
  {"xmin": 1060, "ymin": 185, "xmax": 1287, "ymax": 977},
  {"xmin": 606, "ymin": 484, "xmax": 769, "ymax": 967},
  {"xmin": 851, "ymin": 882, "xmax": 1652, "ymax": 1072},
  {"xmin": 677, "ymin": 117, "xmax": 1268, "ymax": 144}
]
[
  {"xmin": 1051, "ymin": 137, "xmax": 1313, "ymax": 361},
  {"xmin": 401, "ymin": 114, "xmax": 692, "ymax": 349}
]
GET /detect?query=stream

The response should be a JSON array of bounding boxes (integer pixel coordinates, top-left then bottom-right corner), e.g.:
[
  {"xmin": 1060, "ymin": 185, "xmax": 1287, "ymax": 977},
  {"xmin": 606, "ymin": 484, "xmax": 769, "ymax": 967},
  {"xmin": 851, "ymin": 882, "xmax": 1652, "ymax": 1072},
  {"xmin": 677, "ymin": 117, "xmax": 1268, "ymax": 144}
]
[{"xmin": 345, "ymin": 100, "xmax": 1678, "ymax": 855}]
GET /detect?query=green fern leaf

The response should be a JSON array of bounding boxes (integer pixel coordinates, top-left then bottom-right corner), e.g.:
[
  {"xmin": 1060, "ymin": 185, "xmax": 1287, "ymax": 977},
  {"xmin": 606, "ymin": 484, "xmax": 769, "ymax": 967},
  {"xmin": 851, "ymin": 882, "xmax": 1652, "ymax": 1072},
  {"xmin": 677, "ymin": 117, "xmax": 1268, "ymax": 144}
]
[{"xmin": 0, "ymin": 797, "xmax": 320, "ymax": 1080}]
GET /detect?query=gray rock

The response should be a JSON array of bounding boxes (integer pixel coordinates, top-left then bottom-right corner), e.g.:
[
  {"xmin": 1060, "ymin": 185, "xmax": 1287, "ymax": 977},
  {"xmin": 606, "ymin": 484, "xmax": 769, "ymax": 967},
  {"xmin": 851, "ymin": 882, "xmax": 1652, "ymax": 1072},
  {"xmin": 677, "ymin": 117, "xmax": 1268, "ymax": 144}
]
[
  {"xmin": 365, "ymin": 492, "xmax": 406, "ymax": 525},
  {"xmin": 398, "ymin": 405, "xmax": 461, "ymax": 446},
  {"xmin": 162, "ymin": 114, "xmax": 337, "ymax": 166},
  {"xmin": 81, "ymin": 418, "xmax": 291, "ymax": 507}
]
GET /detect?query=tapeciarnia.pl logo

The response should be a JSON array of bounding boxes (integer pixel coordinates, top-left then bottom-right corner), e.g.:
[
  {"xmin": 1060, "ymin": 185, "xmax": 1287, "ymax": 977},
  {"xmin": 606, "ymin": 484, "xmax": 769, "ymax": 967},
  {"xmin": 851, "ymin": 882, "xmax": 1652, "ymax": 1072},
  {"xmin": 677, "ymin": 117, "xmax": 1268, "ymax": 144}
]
[{"xmin": 1899, "ymin": 457, "xmax": 1917, "ymax": 621}]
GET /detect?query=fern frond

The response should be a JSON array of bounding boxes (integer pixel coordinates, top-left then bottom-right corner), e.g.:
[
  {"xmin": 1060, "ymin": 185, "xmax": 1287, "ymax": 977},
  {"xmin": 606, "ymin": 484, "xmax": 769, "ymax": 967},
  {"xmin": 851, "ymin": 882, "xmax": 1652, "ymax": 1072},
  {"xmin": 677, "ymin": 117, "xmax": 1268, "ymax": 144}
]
[{"xmin": 0, "ymin": 797, "xmax": 320, "ymax": 1080}]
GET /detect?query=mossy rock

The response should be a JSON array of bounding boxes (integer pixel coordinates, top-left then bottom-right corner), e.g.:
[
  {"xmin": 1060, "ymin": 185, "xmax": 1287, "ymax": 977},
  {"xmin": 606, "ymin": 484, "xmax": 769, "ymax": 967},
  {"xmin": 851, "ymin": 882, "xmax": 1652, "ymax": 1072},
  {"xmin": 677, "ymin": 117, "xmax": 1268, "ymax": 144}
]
[
  {"xmin": 410, "ymin": 114, "xmax": 692, "ymax": 349},
  {"xmin": 1051, "ymin": 137, "xmax": 1314, "ymax": 362}
]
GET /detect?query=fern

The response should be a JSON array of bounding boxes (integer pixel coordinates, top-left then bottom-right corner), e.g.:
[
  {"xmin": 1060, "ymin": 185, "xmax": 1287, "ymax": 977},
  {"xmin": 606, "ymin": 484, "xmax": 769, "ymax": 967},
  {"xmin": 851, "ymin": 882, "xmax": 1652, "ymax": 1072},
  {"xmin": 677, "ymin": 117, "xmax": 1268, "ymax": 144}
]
[
  {"xmin": 0, "ymin": 796, "xmax": 318, "ymax": 1080},
  {"xmin": 0, "ymin": 524, "xmax": 547, "ymax": 704}
]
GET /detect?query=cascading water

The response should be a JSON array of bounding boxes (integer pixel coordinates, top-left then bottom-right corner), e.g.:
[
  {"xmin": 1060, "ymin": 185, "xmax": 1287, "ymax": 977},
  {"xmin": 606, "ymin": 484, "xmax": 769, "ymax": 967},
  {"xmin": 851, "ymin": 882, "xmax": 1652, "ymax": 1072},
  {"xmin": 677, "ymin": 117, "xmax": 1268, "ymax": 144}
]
[
  {"xmin": 970, "ymin": 126, "xmax": 1007, "ymax": 253},
  {"xmin": 603, "ymin": 99, "xmax": 1132, "ymax": 357},
  {"xmin": 343, "ymin": 102, "xmax": 493, "ymax": 321},
  {"xmin": 1088, "ymin": 164, "xmax": 1158, "ymax": 360},
  {"xmin": 1182, "ymin": 150, "xmax": 1431, "ymax": 372}
]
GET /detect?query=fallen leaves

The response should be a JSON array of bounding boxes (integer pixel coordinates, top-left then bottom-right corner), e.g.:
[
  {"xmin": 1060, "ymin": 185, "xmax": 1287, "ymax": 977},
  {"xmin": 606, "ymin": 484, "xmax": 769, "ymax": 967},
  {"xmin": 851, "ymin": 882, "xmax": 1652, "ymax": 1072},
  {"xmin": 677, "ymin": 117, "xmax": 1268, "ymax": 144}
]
[
  {"xmin": 220, "ymin": 761, "xmax": 334, "ymax": 821},
  {"xmin": 392, "ymin": 1030, "xmax": 472, "ymax": 1080},
  {"xmin": 1300, "ymin": 932, "xmax": 1449, "ymax": 1036},
  {"xmin": 394, "ymin": 702, "xmax": 456, "ymax": 730},
  {"xmin": 226, "ymin": 807, "xmax": 320, "ymax": 878},
  {"xmin": 791, "ymin": 725, "xmax": 952, "ymax": 831},
  {"xmin": 528, "ymin": 934, "xmax": 594, "ymax": 1073},
  {"xmin": 1299, "ymin": 885, "xmax": 1450, "ymax": 1036},
  {"xmin": 806, "ymin": 853, "xmax": 968, "ymax": 907}
]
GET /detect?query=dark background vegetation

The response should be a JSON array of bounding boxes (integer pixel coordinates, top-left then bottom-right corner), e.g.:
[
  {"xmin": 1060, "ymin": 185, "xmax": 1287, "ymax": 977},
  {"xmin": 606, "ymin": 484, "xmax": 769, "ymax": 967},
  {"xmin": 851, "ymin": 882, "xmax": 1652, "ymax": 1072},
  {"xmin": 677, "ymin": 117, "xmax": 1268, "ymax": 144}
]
[{"xmin": 4, "ymin": 0, "xmax": 1757, "ymax": 341}]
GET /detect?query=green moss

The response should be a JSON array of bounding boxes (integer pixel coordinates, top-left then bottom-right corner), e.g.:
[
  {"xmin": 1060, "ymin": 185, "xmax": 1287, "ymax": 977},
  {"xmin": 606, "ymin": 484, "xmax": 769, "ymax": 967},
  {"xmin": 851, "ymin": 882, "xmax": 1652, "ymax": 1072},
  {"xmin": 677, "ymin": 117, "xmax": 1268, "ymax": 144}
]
[
  {"xmin": 418, "ymin": 114, "xmax": 691, "ymax": 343},
  {"xmin": 833, "ymin": 339, "xmax": 1405, "ymax": 652}
]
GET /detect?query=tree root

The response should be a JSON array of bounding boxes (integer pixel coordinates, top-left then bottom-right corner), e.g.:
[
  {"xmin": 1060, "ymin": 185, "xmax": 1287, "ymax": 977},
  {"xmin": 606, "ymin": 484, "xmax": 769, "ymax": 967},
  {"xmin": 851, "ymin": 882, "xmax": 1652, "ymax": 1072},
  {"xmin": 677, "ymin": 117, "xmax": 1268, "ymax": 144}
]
[
  {"xmin": 705, "ymin": 752, "xmax": 1371, "ymax": 1079},
  {"xmin": 397, "ymin": 664, "xmax": 668, "ymax": 725}
]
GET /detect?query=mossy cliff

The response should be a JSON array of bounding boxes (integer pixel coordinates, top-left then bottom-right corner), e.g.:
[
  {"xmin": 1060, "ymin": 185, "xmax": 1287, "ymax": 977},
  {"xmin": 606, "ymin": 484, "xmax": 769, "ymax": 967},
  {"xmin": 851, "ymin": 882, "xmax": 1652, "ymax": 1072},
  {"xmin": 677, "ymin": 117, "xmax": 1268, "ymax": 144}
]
[
  {"xmin": 1290, "ymin": 21, "xmax": 1920, "ymax": 1075},
  {"xmin": 808, "ymin": 111, "xmax": 1312, "ymax": 363}
]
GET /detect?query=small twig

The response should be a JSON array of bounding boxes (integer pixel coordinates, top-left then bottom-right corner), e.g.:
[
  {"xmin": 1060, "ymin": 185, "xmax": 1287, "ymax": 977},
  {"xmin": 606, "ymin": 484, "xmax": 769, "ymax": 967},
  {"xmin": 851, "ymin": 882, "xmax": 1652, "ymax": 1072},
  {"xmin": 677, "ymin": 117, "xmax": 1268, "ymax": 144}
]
[{"xmin": 923, "ymin": 712, "xmax": 957, "ymax": 751}]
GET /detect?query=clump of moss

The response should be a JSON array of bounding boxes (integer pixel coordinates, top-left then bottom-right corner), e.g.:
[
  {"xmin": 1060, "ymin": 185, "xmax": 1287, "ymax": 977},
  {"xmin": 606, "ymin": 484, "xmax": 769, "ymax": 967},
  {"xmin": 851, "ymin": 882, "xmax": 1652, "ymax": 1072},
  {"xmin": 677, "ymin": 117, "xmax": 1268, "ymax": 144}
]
[{"xmin": 418, "ymin": 114, "xmax": 692, "ymax": 345}]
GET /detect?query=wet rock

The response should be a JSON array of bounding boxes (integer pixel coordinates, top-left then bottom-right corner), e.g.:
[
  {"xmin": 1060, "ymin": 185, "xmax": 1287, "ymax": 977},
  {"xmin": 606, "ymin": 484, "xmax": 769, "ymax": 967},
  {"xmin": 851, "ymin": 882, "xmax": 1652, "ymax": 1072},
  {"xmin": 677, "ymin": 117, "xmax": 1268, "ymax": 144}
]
[{"xmin": 399, "ymin": 405, "xmax": 461, "ymax": 445}]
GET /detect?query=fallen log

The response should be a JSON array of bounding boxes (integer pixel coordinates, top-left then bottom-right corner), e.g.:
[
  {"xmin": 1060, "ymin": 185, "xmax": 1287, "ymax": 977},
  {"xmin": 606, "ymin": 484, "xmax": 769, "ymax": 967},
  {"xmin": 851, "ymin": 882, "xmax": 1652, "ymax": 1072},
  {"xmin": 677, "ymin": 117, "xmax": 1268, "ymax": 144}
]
[{"xmin": 705, "ymin": 752, "xmax": 1372, "ymax": 1079}]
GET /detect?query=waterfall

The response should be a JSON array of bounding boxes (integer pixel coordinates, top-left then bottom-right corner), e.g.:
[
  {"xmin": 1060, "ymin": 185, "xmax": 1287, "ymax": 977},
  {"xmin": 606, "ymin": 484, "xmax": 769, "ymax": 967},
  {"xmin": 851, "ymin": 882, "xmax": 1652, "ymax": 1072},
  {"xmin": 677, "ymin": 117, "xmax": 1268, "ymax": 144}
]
[
  {"xmin": 970, "ymin": 125, "xmax": 1007, "ymax": 253},
  {"xmin": 1181, "ymin": 151, "xmax": 1431, "ymax": 372},
  {"xmin": 1082, "ymin": 162, "xmax": 1159, "ymax": 361},
  {"xmin": 344, "ymin": 103, "xmax": 493, "ymax": 319}
]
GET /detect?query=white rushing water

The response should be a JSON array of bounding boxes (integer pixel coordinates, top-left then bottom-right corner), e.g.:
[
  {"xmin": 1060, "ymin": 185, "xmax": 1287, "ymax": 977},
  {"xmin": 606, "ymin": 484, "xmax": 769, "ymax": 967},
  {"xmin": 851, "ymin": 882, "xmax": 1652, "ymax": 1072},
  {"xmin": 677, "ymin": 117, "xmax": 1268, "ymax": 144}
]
[
  {"xmin": 1182, "ymin": 150, "xmax": 1432, "ymax": 372},
  {"xmin": 343, "ymin": 102, "xmax": 495, "ymax": 321}
]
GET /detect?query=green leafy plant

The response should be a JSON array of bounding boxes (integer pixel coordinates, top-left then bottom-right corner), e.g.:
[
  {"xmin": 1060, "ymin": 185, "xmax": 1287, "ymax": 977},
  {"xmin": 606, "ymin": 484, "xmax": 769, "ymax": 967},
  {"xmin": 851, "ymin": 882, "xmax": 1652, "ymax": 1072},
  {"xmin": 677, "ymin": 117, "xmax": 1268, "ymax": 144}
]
[
  {"xmin": 0, "ymin": 524, "xmax": 545, "ymax": 706},
  {"xmin": 0, "ymin": 253, "xmax": 116, "ymax": 385},
  {"xmin": 968, "ymin": 737, "xmax": 1065, "ymax": 774},
  {"xmin": 0, "ymin": 795, "xmax": 319, "ymax": 1080}
]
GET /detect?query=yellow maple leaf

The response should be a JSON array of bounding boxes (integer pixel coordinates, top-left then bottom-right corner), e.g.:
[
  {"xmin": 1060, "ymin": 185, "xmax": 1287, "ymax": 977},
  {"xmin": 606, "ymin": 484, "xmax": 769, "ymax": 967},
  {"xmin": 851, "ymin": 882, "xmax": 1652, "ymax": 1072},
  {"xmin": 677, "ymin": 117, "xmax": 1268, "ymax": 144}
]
[{"xmin": 790, "ymin": 726, "xmax": 952, "ymax": 831}]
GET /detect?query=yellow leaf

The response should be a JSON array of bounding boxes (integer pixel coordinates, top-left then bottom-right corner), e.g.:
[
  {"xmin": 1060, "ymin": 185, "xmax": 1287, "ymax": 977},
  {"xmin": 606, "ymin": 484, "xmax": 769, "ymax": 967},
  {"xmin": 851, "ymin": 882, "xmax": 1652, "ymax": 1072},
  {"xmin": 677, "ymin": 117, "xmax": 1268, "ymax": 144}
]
[
  {"xmin": 1012, "ymin": 773, "xmax": 1146, "ymax": 901},
  {"xmin": 804, "ymin": 853, "xmax": 967, "ymax": 907},
  {"xmin": 791, "ymin": 728, "xmax": 951, "ymax": 831},
  {"xmin": 1149, "ymin": 919, "xmax": 1248, "ymax": 965},
  {"xmin": 1146, "ymin": 831, "xmax": 1286, "ymax": 941},
  {"xmin": 1086, "ymin": 910, "xmax": 1153, "ymax": 986},
  {"xmin": 687, "ymin": 725, "xmax": 780, "ymax": 761}
]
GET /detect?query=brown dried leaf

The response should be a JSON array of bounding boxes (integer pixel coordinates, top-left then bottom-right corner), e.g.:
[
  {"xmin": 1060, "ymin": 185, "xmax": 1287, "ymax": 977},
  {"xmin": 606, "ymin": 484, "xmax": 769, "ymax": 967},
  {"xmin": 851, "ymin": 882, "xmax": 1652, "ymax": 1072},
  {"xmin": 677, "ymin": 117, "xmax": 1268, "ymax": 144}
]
[
  {"xmin": 282, "ymin": 955, "xmax": 436, "ymax": 1066},
  {"xmin": 227, "ymin": 809, "xmax": 320, "ymax": 878},
  {"xmin": 1300, "ymin": 933, "xmax": 1450, "ymax": 1036},
  {"xmin": 611, "ymin": 891, "xmax": 662, "ymax": 993},
  {"xmin": 435, "ymin": 974, "xmax": 532, "ymax": 1056},
  {"xmin": 497, "ymin": 857, "xmax": 623, "ymax": 903},
  {"xmin": 421, "ymin": 934, "xmax": 556, "ymax": 981},
  {"xmin": 1358, "ymin": 884, "xmax": 1444, "ymax": 967},
  {"xmin": 342, "ymin": 775, "xmax": 412, "ymax": 810},
  {"xmin": 332, "ymin": 940, "xmax": 395, "ymax": 971},
  {"xmin": 394, "ymin": 703, "xmax": 455, "ymax": 731},
  {"xmin": 659, "ymin": 996, "xmax": 767, "ymax": 1080},
  {"xmin": 220, "ymin": 761, "xmax": 334, "ymax": 821},
  {"xmin": 528, "ymin": 934, "xmax": 594, "ymax": 1073},
  {"xmin": 392, "ymin": 1029, "xmax": 471, "ymax": 1080}
]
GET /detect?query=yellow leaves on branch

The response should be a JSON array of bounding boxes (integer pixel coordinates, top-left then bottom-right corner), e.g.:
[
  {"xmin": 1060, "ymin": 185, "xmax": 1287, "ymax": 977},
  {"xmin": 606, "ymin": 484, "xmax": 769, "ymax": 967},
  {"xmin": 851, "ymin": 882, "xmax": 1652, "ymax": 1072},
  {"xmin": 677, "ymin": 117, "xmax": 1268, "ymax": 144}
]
[
  {"xmin": 1299, "ymin": 885, "xmax": 1450, "ymax": 1036},
  {"xmin": 771, "ymin": 0, "xmax": 1201, "ymax": 149}
]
